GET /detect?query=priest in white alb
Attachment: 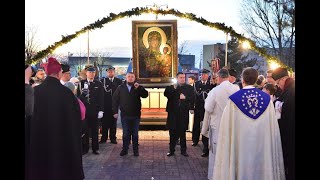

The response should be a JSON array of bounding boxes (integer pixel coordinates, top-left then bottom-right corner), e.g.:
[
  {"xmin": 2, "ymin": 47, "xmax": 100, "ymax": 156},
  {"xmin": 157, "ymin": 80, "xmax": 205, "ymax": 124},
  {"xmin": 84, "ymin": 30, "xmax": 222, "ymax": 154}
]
[
  {"xmin": 201, "ymin": 68, "xmax": 239, "ymax": 180},
  {"xmin": 213, "ymin": 67, "xmax": 285, "ymax": 180}
]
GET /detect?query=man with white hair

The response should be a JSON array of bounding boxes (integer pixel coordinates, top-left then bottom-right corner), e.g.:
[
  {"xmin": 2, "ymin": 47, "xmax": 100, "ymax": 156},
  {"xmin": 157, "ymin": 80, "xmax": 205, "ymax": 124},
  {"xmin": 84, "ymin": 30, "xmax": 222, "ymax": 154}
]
[
  {"xmin": 70, "ymin": 77, "xmax": 80, "ymax": 88},
  {"xmin": 201, "ymin": 68, "xmax": 239, "ymax": 180}
]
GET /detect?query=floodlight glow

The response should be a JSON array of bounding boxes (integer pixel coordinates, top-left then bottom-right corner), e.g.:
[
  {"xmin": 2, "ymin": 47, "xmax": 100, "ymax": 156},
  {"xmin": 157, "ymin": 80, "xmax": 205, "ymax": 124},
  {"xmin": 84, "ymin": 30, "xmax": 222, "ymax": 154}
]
[
  {"xmin": 242, "ymin": 41, "xmax": 251, "ymax": 49},
  {"xmin": 270, "ymin": 61, "xmax": 280, "ymax": 70}
]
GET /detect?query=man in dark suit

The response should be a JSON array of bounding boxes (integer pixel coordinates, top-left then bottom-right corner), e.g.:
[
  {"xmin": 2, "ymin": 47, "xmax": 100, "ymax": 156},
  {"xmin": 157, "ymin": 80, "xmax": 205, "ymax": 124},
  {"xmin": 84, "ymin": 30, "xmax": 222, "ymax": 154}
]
[
  {"xmin": 27, "ymin": 57, "xmax": 84, "ymax": 180},
  {"xmin": 77, "ymin": 65, "xmax": 104, "ymax": 155},
  {"xmin": 164, "ymin": 72, "xmax": 195, "ymax": 157},
  {"xmin": 112, "ymin": 72, "xmax": 148, "ymax": 156},
  {"xmin": 192, "ymin": 69, "xmax": 215, "ymax": 157},
  {"xmin": 99, "ymin": 66, "xmax": 123, "ymax": 144}
]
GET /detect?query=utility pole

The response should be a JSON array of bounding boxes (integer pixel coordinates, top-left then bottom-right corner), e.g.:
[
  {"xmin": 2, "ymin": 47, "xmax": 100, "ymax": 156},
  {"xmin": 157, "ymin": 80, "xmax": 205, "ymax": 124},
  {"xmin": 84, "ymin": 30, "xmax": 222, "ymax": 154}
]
[
  {"xmin": 87, "ymin": 30, "xmax": 90, "ymax": 65},
  {"xmin": 225, "ymin": 33, "xmax": 228, "ymax": 67}
]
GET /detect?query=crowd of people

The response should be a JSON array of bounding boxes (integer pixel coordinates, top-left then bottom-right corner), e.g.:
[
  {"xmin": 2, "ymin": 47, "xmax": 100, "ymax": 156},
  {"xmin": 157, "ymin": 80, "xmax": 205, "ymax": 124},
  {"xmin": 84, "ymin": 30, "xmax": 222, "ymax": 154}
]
[{"xmin": 25, "ymin": 57, "xmax": 295, "ymax": 180}]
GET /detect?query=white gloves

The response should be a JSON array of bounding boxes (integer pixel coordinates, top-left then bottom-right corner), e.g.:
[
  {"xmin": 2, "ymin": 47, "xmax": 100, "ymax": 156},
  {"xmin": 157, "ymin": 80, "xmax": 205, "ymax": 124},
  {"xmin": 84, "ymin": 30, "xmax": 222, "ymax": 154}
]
[
  {"xmin": 189, "ymin": 110, "xmax": 194, "ymax": 114},
  {"xmin": 84, "ymin": 83, "xmax": 89, "ymax": 89},
  {"xmin": 98, "ymin": 111, "xmax": 104, "ymax": 119}
]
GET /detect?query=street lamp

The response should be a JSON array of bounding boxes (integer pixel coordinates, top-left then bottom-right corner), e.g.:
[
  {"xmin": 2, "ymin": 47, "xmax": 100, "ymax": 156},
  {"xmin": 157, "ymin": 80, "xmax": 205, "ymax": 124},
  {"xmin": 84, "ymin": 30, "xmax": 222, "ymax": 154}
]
[
  {"xmin": 269, "ymin": 61, "xmax": 280, "ymax": 70},
  {"xmin": 241, "ymin": 41, "xmax": 251, "ymax": 49},
  {"xmin": 146, "ymin": 3, "xmax": 169, "ymax": 20},
  {"xmin": 225, "ymin": 33, "xmax": 228, "ymax": 67},
  {"xmin": 87, "ymin": 30, "xmax": 90, "ymax": 65}
]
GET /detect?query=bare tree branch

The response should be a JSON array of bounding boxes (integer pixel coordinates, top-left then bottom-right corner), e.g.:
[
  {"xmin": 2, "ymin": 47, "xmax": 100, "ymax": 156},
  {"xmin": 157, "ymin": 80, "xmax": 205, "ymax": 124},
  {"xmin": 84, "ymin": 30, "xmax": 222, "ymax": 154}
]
[
  {"xmin": 25, "ymin": 26, "xmax": 41, "ymax": 62},
  {"xmin": 178, "ymin": 40, "xmax": 190, "ymax": 54},
  {"xmin": 90, "ymin": 49, "xmax": 113, "ymax": 78},
  {"xmin": 240, "ymin": 0, "xmax": 295, "ymax": 69}
]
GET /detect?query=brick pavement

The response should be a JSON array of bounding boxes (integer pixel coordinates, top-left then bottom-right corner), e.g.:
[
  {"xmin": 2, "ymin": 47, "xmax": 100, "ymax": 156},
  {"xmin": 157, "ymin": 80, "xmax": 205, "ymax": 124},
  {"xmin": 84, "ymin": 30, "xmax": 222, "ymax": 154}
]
[{"xmin": 82, "ymin": 127, "xmax": 209, "ymax": 180}]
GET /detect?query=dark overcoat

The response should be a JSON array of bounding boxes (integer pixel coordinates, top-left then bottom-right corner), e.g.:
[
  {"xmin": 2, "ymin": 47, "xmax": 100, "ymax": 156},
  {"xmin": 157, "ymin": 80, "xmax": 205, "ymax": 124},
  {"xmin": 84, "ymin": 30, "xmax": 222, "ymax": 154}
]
[
  {"xmin": 27, "ymin": 76, "xmax": 84, "ymax": 180},
  {"xmin": 276, "ymin": 78, "xmax": 295, "ymax": 180},
  {"xmin": 164, "ymin": 84, "xmax": 195, "ymax": 130}
]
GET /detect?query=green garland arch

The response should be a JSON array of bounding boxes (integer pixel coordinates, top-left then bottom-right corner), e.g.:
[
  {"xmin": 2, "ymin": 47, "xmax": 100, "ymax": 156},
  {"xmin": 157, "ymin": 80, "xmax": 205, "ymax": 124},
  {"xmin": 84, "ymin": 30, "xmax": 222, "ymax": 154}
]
[{"xmin": 27, "ymin": 7, "xmax": 291, "ymax": 71}]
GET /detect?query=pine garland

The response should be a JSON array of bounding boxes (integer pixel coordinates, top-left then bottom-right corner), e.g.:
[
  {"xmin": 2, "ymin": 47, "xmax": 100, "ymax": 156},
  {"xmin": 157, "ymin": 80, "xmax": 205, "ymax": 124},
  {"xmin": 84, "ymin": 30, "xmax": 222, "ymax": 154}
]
[{"xmin": 27, "ymin": 7, "xmax": 291, "ymax": 71}]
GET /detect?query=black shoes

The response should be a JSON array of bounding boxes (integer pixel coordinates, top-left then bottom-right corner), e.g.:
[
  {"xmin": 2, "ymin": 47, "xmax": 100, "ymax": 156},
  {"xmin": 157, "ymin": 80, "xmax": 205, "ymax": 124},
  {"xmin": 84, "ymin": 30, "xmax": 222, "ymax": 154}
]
[
  {"xmin": 119, "ymin": 150, "xmax": 138, "ymax": 156},
  {"xmin": 120, "ymin": 150, "xmax": 128, "ymax": 156},
  {"xmin": 110, "ymin": 141, "xmax": 117, "ymax": 144},
  {"xmin": 181, "ymin": 152, "xmax": 189, "ymax": 157},
  {"xmin": 100, "ymin": 140, "xmax": 117, "ymax": 144},
  {"xmin": 93, "ymin": 150, "xmax": 100, "ymax": 155},
  {"xmin": 201, "ymin": 152, "xmax": 209, "ymax": 157},
  {"xmin": 134, "ymin": 151, "xmax": 139, "ymax": 156},
  {"xmin": 191, "ymin": 143, "xmax": 198, "ymax": 146}
]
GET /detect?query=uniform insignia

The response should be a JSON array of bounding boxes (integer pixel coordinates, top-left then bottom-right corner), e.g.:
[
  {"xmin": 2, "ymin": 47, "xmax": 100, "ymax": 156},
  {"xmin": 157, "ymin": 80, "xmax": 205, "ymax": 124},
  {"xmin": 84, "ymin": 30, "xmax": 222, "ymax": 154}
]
[{"xmin": 229, "ymin": 88, "xmax": 270, "ymax": 119}]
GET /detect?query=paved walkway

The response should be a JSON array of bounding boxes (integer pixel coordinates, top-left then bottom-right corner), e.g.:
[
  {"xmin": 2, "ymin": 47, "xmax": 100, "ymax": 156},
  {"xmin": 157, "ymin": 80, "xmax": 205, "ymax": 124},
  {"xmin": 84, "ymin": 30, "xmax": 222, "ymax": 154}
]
[{"xmin": 82, "ymin": 126, "xmax": 209, "ymax": 180}]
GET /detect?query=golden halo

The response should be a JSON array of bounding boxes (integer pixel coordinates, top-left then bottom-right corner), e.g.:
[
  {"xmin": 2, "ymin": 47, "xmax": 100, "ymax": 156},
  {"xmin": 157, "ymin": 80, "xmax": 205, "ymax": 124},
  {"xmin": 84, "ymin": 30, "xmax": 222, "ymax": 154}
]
[
  {"xmin": 142, "ymin": 27, "xmax": 167, "ymax": 49},
  {"xmin": 161, "ymin": 44, "xmax": 171, "ymax": 55}
]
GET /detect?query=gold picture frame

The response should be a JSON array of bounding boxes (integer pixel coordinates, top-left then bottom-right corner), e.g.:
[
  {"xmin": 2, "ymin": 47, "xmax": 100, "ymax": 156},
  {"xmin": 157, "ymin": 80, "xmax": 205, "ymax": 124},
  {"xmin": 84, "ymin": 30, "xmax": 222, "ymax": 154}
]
[{"xmin": 132, "ymin": 20, "xmax": 178, "ymax": 84}]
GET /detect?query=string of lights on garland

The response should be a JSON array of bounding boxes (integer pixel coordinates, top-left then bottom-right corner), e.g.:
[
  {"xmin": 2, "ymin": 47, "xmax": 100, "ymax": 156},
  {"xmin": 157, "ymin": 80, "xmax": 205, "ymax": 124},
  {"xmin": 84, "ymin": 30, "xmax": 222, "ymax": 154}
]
[{"xmin": 27, "ymin": 7, "xmax": 291, "ymax": 71}]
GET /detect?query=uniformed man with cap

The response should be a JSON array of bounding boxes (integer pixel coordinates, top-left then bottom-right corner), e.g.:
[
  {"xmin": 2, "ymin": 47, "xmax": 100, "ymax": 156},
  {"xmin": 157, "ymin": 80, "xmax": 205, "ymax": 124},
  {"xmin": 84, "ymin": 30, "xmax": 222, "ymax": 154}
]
[
  {"xmin": 192, "ymin": 68, "xmax": 215, "ymax": 157},
  {"xmin": 77, "ymin": 65, "xmax": 104, "ymax": 155},
  {"xmin": 60, "ymin": 64, "xmax": 71, "ymax": 85},
  {"xmin": 99, "ymin": 65, "xmax": 123, "ymax": 144}
]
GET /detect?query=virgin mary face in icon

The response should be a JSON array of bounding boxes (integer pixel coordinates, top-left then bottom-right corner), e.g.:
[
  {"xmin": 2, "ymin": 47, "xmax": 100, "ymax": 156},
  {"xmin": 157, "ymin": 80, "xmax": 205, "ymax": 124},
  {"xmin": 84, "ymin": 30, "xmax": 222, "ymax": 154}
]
[
  {"xmin": 142, "ymin": 27, "xmax": 167, "ymax": 53},
  {"xmin": 147, "ymin": 31, "xmax": 162, "ymax": 52},
  {"xmin": 140, "ymin": 27, "xmax": 170, "ymax": 78}
]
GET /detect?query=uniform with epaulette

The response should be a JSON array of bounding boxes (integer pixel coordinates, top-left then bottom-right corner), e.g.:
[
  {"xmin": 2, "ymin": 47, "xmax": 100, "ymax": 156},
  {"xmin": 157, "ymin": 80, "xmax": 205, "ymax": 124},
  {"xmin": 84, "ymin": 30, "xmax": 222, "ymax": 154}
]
[
  {"xmin": 77, "ymin": 66, "xmax": 104, "ymax": 155},
  {"xmin": 192, "ymin": 69, "xmax": 216, "ymax": 157},
  {"xmin": 99, "ymin": 66, "xmax": 123, "ymax": 144}
]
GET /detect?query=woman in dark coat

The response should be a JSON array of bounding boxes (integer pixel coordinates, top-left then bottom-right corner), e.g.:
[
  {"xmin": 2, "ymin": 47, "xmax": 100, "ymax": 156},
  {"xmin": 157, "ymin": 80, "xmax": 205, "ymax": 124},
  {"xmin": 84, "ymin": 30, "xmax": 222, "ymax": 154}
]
[{"xmin": 27, "ymin": 57, "xmax": 84, "ymax": 180}]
